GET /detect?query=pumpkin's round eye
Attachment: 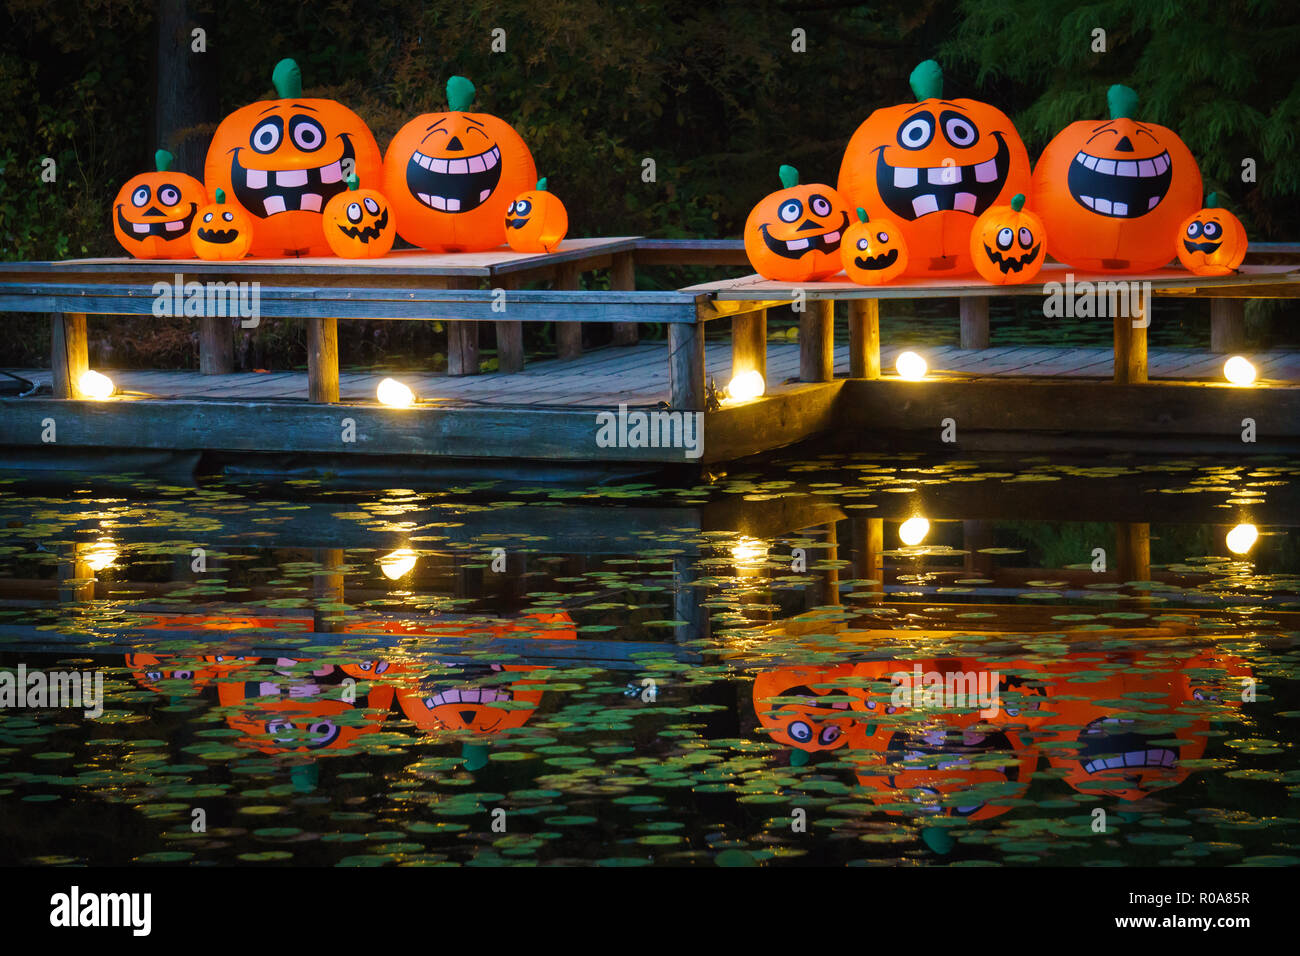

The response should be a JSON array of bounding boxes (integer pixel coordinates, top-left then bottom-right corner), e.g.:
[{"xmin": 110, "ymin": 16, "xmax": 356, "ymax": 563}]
[
  {"xmin": 1203, "ymin": 221, "xmax": 1221, "ymax": 239},
  {"xmin": 857, "ymin": 237, "xmax": 870, "ymax": 250},
  {"xmin": 131, "ymin": 185, "xmax": 150, "ymax": 207},
  {"xmin": 158, "ymin": 184, "xmax": 181, "ymax": 206},
  {"xmin": 250, "ymin": 117, "xmax": 283, "ymax": 153},
  {"xmin": 507, "ymin": 200, "xmax": 516, "ymax": 214},
  {"xmin": 787, "ymin": 720, "xmax": 812, "ymax": 743},
  {"xmin": 996, "ymin": 227, "xmax": 1014, "ymax": 250},
  {"xmin": 222, "ymin": 211, "xmax": 234, "ymax": 222},
  {"xmin": 877, "ymin": 231, "xmax": 890, "ymax": 243},
  {"xmin": 202, "ymin": 212, "xmax": 214, "ymax": 223},
  {"xmin": 363, "ymin": 197, "xmax": 380, "ymax": 215},
  {"xmin": 897, "ymin": 112, "xmax": 935, "ymax": 150},
  {"xmin": 819, "ymin": 725, "xmax": 841, "ymax": 745},
  {"xmin": 346, "ymin": 202, "xmax": 363, "ymax": 223},
  {"xmin": 290, "ymin": 115, "xmax": 326, "ymax": 152},
  {"xmin": 941, "ymin": 110, "xmax": 979, "ymax": 148},
  {"xmin": 1018, "ymin": 226, "xmax": 1034, "ymax": 249},
  {"xmin": 809, "ymin": 194, "xmax": 832, "ymax": 217},
  {"xmin": 306, "ymin": 721, "xmax": 340, "ymax": 747},
  {"xmin": 1186, "ymin": 221, "xmax": 1203, "ymax": 238},
  {"xmin": 515, "ymin": 198, "xmax": 533, "ymax": 217},
  {"xmin": 778, "ymin": 199, "xmax": 802, "ymax": 223}
]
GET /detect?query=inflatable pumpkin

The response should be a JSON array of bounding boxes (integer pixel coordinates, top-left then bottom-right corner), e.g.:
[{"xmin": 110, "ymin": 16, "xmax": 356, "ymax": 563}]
[
  {"xmin": 505, "ymin": 177, "xmax": 569, "ymax": 253},
  {"xmin": 204, "ymin": 58, "xmax": 383, "ymax": 257},
  {"xmin": 842, "ymin": 207, "xmax": 909, "ymax": 284},
  {"xmin": 1029, "ymin": 84, "xmax": 1202, "ymax": 273},
  {"xmin": 397, "ymin": 663, "xmax": 545, "ymax": 736},
  {"xmin": 743, "ymin": 165, "xmax": 849, "ymax": 282},
  {"xmin": 837, "ymin": 60, "xmax": 1032, "ymax": 277},
  {"xmin": 124, "ymin": 653, "xmax": 214, "ymax": 696},
  {"xmin": 190, "ymin": 188, "xmax": 254, "ymax": 260},
  {"xmin": 112, "ymin": 149, "xmax": 206, "ymax": 259},
  {"xmin": 382, "ymin": 76, "xmax": 537, "ymax": 252},
  {"xmin": 1177, "ymin": 192, "xmax": 1247, "ymax": 276},
  {"xmin": 752, "ymin": 664, "xmax": 859, "ymax": 753},
  {"xmin": 970, "ymin": 193, "xmax": 1045, "ymax": 284},
  {"xmin": 322, "ymin": 173, "xmax": 396, "ymax": 258}
]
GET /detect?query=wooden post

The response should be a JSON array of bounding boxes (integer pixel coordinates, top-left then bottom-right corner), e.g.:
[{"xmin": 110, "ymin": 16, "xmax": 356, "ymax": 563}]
[
  {"xmin": 494, "ymin": 275, "xmax": 524, "ymax": 374},
  {"xmin": 820, "ymin": 520, "xmax": 840, "ymax": 607},
  {"xmin": 307, "ymin": 316, "xmax": 339, "ymax": 403},
  {"xmin": 848, "ymin": 299, "xmax": 880, "ymax": 379},
  {"xmin": 51, "ymin": 312, "xmax": 88, "ymax": 399},
  {"xmin": 730, "ymin": 310, "xmax": 766, "ymax": 382},
  {"xmin": 199, "ymin": 316, "xmax": 235, "ymax": 374},
  {"xmin": 58, "ymin": 543, "xmax": 95, "ymax": 603},
  {"xmin": 669, "ymin": 320, "xmax": 705, "ymax": 411},
  {"xmin": 1113, "ymin": 287, "xmax": 1148, "ymax": 383},
  {"xmin": 673, "ymin": 553, "xmax": 709, "ymax": 642},
  {"xmin": 447, "ymin": 278, "xmax": 480, "ymax": 376},
  {"xmin": 611, "ymin": 251, "xmax": 638, "ymax": 346},
  {"xmin": 313, "ymin": 547, "xmax": 345, "ymax": 632},
  {"xmin": 799, "ymin": 299, "xmax": 834, "ymax": 382},
  {"xmin": 1115, "ymin": 522, "xmax": 1150, "ymax": 583},
  {"xmin": 963, "ymin": 520, "xmax": 995, "ymax": 576},
  {"xmin": 555, "ymin": 262, "xmax": 582, "ymax": 360},
  {"xmin": 960, "ymin": 297, "xmax": 990, "ymax": 349},
  {"xmin": 1210, "ymin": 299, "xmax": 1246, "ymax": 353}
]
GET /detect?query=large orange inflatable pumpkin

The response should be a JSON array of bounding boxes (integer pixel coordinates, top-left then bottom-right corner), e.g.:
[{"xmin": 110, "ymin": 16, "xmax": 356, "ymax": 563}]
[
  {"xmin": 743, "ymin": 165, "xmax": 849, "ymax": 282},
  {"xmin": 204, "ymin": 58, "xmax": 383, "ymax": 257},
  {"xmin": 112, "ymin": 149, "xmax": 206, "ymax": 259},
  {"xmin": 382, "ymin": 76, "xmax": 537, "ymax": 252},
  {"xmin": 1029, "ymin": 84, "xmax": 1202, "ymax": 273},
  {"xmin": 1177, "ymin": 193, "xmax": 1247, "ymax": 276},
  {"xmin": 837, "ymin": 60, "xmax": 1032, "ymax": 277}
]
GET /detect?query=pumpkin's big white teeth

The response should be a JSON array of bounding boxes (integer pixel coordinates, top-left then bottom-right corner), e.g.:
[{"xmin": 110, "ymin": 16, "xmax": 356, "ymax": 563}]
[
  {"xmin": 1067, "ymin": 149, "xmax": 1172, "ymax": 219},
  {"xmin": 787, "ymin": 238, "xmax": 809, "ymax": 251},
  {"xmin": 232, "ymin": 142, "xmax": 354, "ymax": 218},
  {"xmin": 407, "ymin": 145, "xmax": 503, "ymax": 213},
  {"xmin": 876, "ymin": 131, "xmax": 1011, "ymax": 221}
]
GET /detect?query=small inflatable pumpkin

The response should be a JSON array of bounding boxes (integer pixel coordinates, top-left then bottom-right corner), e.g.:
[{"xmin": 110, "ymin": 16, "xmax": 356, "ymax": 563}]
[
  {"xmin": 112, "ymin": 149, "xmax": 206, "ymax": 259},
  {"xmin": 217, "ymin": 670, "xmax": 395, "ymax": 755},
  {"xmin": 842, "ymin": 208, "xmax": 909, "ymax": 284},
  {"xmin": 1177, "ymin": 193, "xmax": 1247, "ymax": 276},
  {"xmin": 970, "ymin": 193, "xmax": 1046, "ymax": 284},
  {"xmin": 382, "ymin": 76, "xmax": 537, "ymax": 252},
  {"xmin": 204, "ymin": 58, "xmax": 383, "ymax": 257},
  {"xmin": 752, "ymin": 664, "xmax": 859, "ymax": 753},
  {"xmin": 191, "ymin": 188, "xmax": 254, "ymax": 260},
  {"xmin": 505, "ymin": 177, "xmax": 569, "ymax": 253},
  {"xmin": 322, "ymin": 173, "xmax": 396, "ymax": 258},
  {"xmin": 837, "ymin": 60, "xmax": 1032, "ymax": 276},
  {"xmin": 1029, "ymin": 84, "xmax": 1202, "ymax": 273},
  {"xmin": 124, "ymin": 653, "xmax": 214, "ymax": 696},
  {"xmin": 743, "ymin": 165, "xmax": 849, "ymax": 282}
]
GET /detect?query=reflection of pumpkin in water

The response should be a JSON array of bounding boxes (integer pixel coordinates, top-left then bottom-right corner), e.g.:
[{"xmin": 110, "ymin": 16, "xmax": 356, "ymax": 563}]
[
  {"xmin": 752, "ymin": 664, "xmax": 859, "ymax": 753},
  {"xmin": 125, "ymin": 653, "xmax": 215, "ymax": 696},
  {"xmin": 397, "ymin": 663, "xmax": 545, "ymax": 736},
  {"xmin": 1038, "ymin": 648, "xmax": 1247, "ymax": 802}
]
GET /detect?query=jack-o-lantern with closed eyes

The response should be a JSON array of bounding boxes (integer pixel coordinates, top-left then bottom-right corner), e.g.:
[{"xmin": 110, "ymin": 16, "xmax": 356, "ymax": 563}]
[
  {"xmin": 191, "ymin": 188, "xmax": 254, "ymax": 260},
  {"xmin": 842, "ymin": 208, "xmax": 909, "ymax": 284},
  {"xmin": 112, "ymin": 149, "xmax": 207, "ymax": 259},
  {"xmin": 970, "ymin": 193, "xmax": 1046, "ymax": 284},
  {"xmin": 838, "ymin": 60, "xmax": 1032, "ymax": 277},
  {"xmin": 382, "ymin": 76, "xmax": 537, "ymax": 252},
  {"xmin": 204, "ymin": 58, "xmax": 383, "ymax": 258},
  {"xmin": 322, "ymin": 173, "xmax": 396, "ymax": 258},
  {"xmin": 743, "ymin": 165, "xmax": 849, "ymax": 282},
  {"xmin": 1030, "ymin": 85, "xmax": 1202, "ymax": 273},
  {"xmin": 505, "ymin": 177, "xmax": 569, "ymax": 253},
  {"xmin": 1177, "ymin": 193, "xmax": 1247, "ymax": 276}
]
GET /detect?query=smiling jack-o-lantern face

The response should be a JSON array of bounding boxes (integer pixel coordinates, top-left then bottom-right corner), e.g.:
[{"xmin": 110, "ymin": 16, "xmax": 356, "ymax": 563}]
[
  {"xmin": 204, "ymin": 58, "xmax": 383, "ymax": 258},
  {"xmin": 743, "ymin": 165, "xmax": 850, "ymax": 282},
  {"xmin": 397, "ymin": 664, "xmax": 545, "ymax": 736},
  {"xmin": 1177, "ymin": 193, "xmax": 1247, "ymax": 276},
  {"xmin": 382, "ymin": 76, "xmax": 537, "ymax": 252},
  {"xmin": 842, "ymin": 207, "xmax": 909, "ymax": 284},
  {"xmin": 112, "ymin": 149, "xmax": 207, "ymax": 259},
  {"xmin": 322, "ymin": 173, "xmax": 396, "ymax": 258},
  {"xmin": 970, "ymin": 193, "xmax": 1046, "ymax": 284},
  {"xmin": 217, "ymin": 670, "xmax": 394, "ymax": 755},
  {"xmin": 753, "ymin": 664, "xmax": 859, "ymax": 753},
  {"xmin": 190, "ymin": 188, "xmax": 254, "ymax": 260},
  {"xmin": 505, "ymin": 177, "xmax": 569, "ymax": 253},
  {"xmin": 838, "ymin": 60, "xmax": 1032, "ymax": 277},
  {"xmin": 1030, "ymin": 85, "xmax": 1202, "ymax": 273}
]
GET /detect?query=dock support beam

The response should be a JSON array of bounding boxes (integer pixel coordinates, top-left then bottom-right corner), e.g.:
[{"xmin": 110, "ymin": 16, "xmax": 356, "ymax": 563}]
[
  {"xmin": 670, "ymin": 321, "xmax": 705, "ymax": 410},
  {"xmin": 960, "ymin": 297, "xmax": 990, "ymax": 349},
  {"xmin": 730, "ymin": 309, "xmax": 766, "ymax": 383},
  {"xmin": 555, "ymin": 262, "xmax": 582, "ymax": 360},
  {"xmin": 800, "ymin": 299, "xmax": 834, "ymax": 382},
  {"xmin": 199, "ymin": 316, "xmax": 235, "ymax": 374},
  {"xmin": 611, "ymin": 251, "xmax": 638, "ymax": 346},
  {"xmin": 1210, "ymin": 299, "xmax": 1246, "ymax": 353},
  {"xmin": 1114, "ymin": 287, "xmax": 1149, "ymax": 384},
  {"xmin": 447, "ymin": 278, "xmax": 480, "ymax": 376},
  {"xmin": 1115, "ymin": 522, "xmax": 1151, "ymax": 583},
  {"xmin": 851, "ymin": 516, "xmax": 884, "ymax": 603},
  {"xmin": 307, "ymin": 316, "xmax": 339, "ymax": 403},
  {"xmin": 52, "ymin": 312, "xmax": 88, "ymax": 399},
  {"xmin": 495, "ymin": 275, "xmax": 524, "ymax": 374},
  {"xmin": 848, "ymin": 299, "xmax": 880, "ymax": 379}
]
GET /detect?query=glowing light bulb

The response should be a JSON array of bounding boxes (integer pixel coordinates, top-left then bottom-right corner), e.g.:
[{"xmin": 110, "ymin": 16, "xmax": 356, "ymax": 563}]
[
  {"xmin": 1225, "ymin": 523, "xmax": 1258, "ymax": 555},
  {"xmin": 731, "ymin": 536, "xmax": 768, "ymax": 567},
  {"xmin": 898, "ymin": 516, "xmax": 930, "ymax": 547},
  {"xmin": 1223, "ymin": 356, "xmax": 1256, "ymax": 386},
  {"xmin": 78, "ymin": 369, "xmax": 114, "ymax": 400},
  {"xmin": 377, "ymin": 377, "xmax": 415, "ymax": 407},
  {"xmin": 83, "ymin": 539, "xmax": 118, "ymax": 571},
  {"xmin": 896, "ymin": 351, "xmax": 927, "ymax": 381},
  {"xmin": 379, "ymin": 548, "xmax": 417, "ymax": 580},
  {"xmin": 725, "ymin": 369, "xmax": 766, "ymax": 403}
]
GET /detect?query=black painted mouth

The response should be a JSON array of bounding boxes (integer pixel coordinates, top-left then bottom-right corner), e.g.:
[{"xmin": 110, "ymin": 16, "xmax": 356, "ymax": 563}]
[
  {"xmin": 505, "ymin": 217, "xmax": 529, "ymax": 230},
  {"xmin": 196, "ymin": 227, "xmax": 240, "ymax": 244},
  {"xmin": 336, "ymin": 206, "xmax": 389, "ymax": 243},
  {"xmin": 875, "ymin": 132, "xmax": 1010, "ymax": 221},
  {"xmin": 406, "ymin": 144, "xmax": 503, "ymax": 213},
  {"xmin": 1183, "ymin": 239, "xmax": 1221, "ymax": 255},
  {"xmin": 116, "ymin": 202, "xmax": 197, "ymax": 239},
  {"xmin": 1077, "ymin": 717, "xmax": 1177, "ymax": 774},
  {"xmin": 229, "ymin": 137, "xmax": 354, "ymax": 218},
  {"xmin": 1067, "ymin": 148, "xmax": 1172, "ymax": 218},
  {"xmin": 983, "ymin": 242, "xmax": 1041, "ymax": 274},
  {"xmin": 759, "ymin": 211, "xmax": 848, "ymax": 259},
  {"xmin": 854, "ymin": 247, "xmax": 899, "ymax": 271}
]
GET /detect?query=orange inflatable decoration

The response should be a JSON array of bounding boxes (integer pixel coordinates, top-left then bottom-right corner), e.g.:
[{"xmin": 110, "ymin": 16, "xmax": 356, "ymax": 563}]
[
  {"xmin": 190, "ymin": 188, "xmax": 254, "ymax": 260},
  {"xmin": 397, "ymin": 663, "xmax": 546, "ymax": 736},
  {"xmin": 743, "ymin": 165, "xmax": 849, "ymax": 282},
  {"xmin": 841, "ymin": 207, "xmax": 909, "ymax": 284},
  {"xmin": 752, "ymin": 664, "xmax": 859, "ymax": 753},
  {"xmin": 204, "ymin": 58, "xmax": 383, "ymax": 257},
  {"xmin": 112, "ymin": 149, "xmax": 206, "ymax": 259},
  {"xmin": 1177, "ymin": 193, "xmax": 1247, "ymax": 276},
  {"xmin": 970, "ymin": 193, "xmax": 1045, "ymax": 284},
  {"xmin": 837, "ymin": 60, "xmax": 1032, "ymax": 277},
  {"xmin": 322, "ymin": 173, "xmax": 396, "ymax": 258},
  {"xmin": 124, "ymin": 653, "xmax": 214, "ymax": 696},
  {"xmin": 1029, "ymin": 84, "xmax": 1202, "ymax": 273},
  {"xmin": 505, "ymin": 177, "xmax": 569, "ymax": 253},
  {"xmin": 382, "ymin": 76, "xmax": 537, "ymax": 252}
]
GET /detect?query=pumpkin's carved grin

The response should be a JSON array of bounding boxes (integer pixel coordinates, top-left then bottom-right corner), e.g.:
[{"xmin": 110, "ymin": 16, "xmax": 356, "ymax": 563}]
[
  {"xmin": 116, "ymin": 202, "xmax": 198, "ymax": 239},
  {"xmin": 1067, "ymin": 147, "xmax": 1172, "ymax": 217},
  {"xmin": 759, "ymin": 211, "xmax": 847, "ymax": 259},
  {"xmin": 874, "ymin": 131, "xmax": 1011, "ymax": 220},
  {"xmin": 1183, "ymin": 238, "xmax": 1221, "ymax": 255},
  {"xmin": 505, "ymin": 217, "xmax": 529, "ymax": 229},
  {"xmin": 983, "ymin": 242, "xmax": 1041, "ymax": 274},
  {"xmin": 406, "ymin": 144, "xmax": 502, "ymax": 213},
  {"xmin": 335, "ymin": 206, "xmax": 389, "ymax": 243},
  {"xmin": 195, "ymin": 227, "xmax": 240, "ymax": 245},
  {"xmin": 1077, "ymin": 717, "xmax": 1177, "ymax": 775},
  {"xmin": 228, "ymin": 136, "xmax": 354, "ymax": 217},
  {"xmin": 854, "ymin": 248, "xmax": 899, "ymax": 271}
]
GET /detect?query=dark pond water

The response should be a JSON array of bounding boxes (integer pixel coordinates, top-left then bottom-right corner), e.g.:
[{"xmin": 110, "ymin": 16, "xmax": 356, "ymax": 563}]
[{"xmin": 1, "ymin": 452, "xmax": 1297, "ymax": 866}]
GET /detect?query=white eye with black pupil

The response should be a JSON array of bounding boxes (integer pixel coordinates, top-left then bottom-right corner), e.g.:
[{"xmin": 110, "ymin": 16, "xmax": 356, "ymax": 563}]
[
  {"xmin": 778, "ymin": 199, "xmax": 802, "ymax": 223},
  {"xmin": 131, "ymin": 186, "xmax": 150, "ymax": 207},
  {"xmin": 363, "ymin": 197, "xmax": 380, "ymax": 215},
  {"xmin": 346, "ymin": 202, "xmax": 362, "ymax": 223}
]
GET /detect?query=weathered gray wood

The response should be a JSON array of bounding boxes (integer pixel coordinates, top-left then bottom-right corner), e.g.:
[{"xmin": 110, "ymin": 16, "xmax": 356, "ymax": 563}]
[
  {"xmin": 960, "ymin": 297, "xmax": 990, "ymax": 349},
  {"xmin": 555, "ymin": 262, "xmax": 583, "ymax": 360},
  {"xmin": 730, "ymin": 310, "xmax": 766, "ymax": 383},
  {"xmin": 199, "ymin": 315, "xmax": 235, "ymax": 374},
  {"xmin": 494, "ymin": 275, "xmax": 524, "ymax": 374},
  {"xmin": 307, "ymin": 316, "xmax": 339, "ymax": 403},
  {"xmin": 611, "ymin": 251, "xmax": 638, "ymax": 346},
  {"xmin": 1114, "ymin": 287, "xmax": 1148, "ymax": 384},
  {"xmin": 51, "ymin": 312, "xmax": 88, "ymax": 399},
  {"xmin": 1210, "ymin": 298, "xmax": 1246, "ymax": 353},
  {"xmin": 799, "ymin": 299, "xmax": 834, "ymax": 382},
  {"xmin": 445, "ymin": 278, "xmax": 480, "ymax": 377},
  {"xmin": 701, "ymin": 381, "xmax": 844, "ymax": 461},
  {"xmin": 848, "ymin": 299, "xmax": 880, "ymax": 379},
  {"xmin": 669, "ymin": 321, "xmax": 705, "ymax": 411}
]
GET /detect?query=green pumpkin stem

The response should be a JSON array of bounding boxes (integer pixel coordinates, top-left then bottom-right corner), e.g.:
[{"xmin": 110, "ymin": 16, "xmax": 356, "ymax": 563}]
[
  {"xmin": 272, "ymin": 58, "xmax": 303, "ymax": 99},
  {"xmin": 856, "ymin": 207, "xmax": 868, "ymax": 223},
  {"xmin": 1206, "ymin": 192, "xmax": 1220, "ymax": 208},
  {"xmin": 1010, "ymin": 194, "xmax": 1025, "ymax": 212},
  {"xmin": 536, "ymin": 177, "xmax": 548, "ymax": 191},
  {"xmin": 154, "ymin": 149, "xmax": 173, "ymax": 173},
  {"xmin": 345, "ymin": 173, "xmax": 360, "ymax": 191},
  {"xmin": 447, "ymin": 75, "xmax": 476, "ymax": 111},
  {"xmin": 1107, "ymin": 84, "xmax": 1139, "ymax": 120},
  {"xmin": 778, "ymin": 165, "xmax": 799, "ymax": 189},
  {"xmin": 910, "ymin": 60, "xmax": 943, "ymax": 101},
  {"xmin": 214, "ymin": 188, "xmax": 226, "ymax": 204}
]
